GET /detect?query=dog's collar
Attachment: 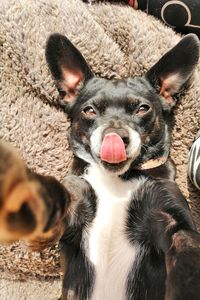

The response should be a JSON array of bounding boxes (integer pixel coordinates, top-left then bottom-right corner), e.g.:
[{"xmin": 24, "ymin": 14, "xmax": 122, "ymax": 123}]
[
  {"xmin": 136, "ymin": 125, "xmax": 170, "ymax": 170},
  {"xmin": 136, "ymin": 155, "xmax": 169, "ymax": 170}
]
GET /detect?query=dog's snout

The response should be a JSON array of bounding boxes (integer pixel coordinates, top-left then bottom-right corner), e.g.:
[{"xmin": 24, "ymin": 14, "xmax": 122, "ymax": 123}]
[{"xmin": 103, "ymin": 127, "xmax": 129, "ymax": 148}]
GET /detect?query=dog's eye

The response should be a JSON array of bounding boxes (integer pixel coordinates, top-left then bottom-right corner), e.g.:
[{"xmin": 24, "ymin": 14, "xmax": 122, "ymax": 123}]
[
  {"xmin": 82, "ymin": 106, "xmax": 96, "ymax": 118},
  {"xmin": 136, "ymin": 104, "xmax": 151, "ymax": 116}
]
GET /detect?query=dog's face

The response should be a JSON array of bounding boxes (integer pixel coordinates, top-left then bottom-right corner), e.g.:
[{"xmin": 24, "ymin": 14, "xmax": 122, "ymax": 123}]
[
  {"xmin": 63, "ymin": 77, "xmax": 167, "ymax": 174},
  {"xmin": 46, "ymin": 34, "xmax": 199, "ymax": 175}
]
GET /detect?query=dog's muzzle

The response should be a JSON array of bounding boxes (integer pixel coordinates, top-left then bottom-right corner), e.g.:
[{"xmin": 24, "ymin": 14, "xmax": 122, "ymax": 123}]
[
  {"xmin": 100, "ymin": 132, "xmax": 127, "ymax": 163},
  {"xmin": 90, "ymin": 125, "xmax": 141, "ymax": 169},
  {"xmin": 100, "ymin": 127, "xmax": 129, "ymax": 164}
]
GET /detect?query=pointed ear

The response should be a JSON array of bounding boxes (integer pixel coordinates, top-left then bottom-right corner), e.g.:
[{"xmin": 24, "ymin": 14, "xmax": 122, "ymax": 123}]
[
  {"xmin": 146, "ymin": 34, "xmax": 199, "ymax": 107},
  {"xmin": 45, "ymin": 33, "xmax": 93, "ymax": 105}
]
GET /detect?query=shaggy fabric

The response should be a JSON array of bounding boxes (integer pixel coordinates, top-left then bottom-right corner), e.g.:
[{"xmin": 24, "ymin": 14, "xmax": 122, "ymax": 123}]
[
  {"xmin": 0, "ymin": 278, "xmax": 61, "ymax": 300},
  {"xmin": 0, "ymin": 0, "xmax": 200, "ymax": 282}
]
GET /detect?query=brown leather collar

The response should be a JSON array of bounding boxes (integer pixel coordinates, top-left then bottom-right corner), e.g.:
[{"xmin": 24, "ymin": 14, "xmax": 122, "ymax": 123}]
[{"xmin": 136, "ymin": 156, "xmax": 169, "ymax": 170}]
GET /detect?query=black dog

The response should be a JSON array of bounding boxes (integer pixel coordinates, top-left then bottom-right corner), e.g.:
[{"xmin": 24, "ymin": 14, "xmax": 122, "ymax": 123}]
[{"xmin": 0, "ymin": 34, "xmax": 200, "ymax": 300}]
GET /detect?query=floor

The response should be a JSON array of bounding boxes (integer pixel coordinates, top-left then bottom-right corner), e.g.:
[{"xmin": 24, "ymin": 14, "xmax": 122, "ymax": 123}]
[{"xmin": 0, "ymin": 279, "xmax": 61, "ymax": 300}]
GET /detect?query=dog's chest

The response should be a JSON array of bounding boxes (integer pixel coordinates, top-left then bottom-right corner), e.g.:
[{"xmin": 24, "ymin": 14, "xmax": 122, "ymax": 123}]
[{"xmin": 83, "ymin": 165, "xmax": 140, "ymax": 300}]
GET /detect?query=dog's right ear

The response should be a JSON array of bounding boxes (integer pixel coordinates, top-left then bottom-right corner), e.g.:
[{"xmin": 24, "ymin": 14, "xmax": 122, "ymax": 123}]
[{"xmin": 45, "ymin": 33, "xmax": 93, "ymax": 107}]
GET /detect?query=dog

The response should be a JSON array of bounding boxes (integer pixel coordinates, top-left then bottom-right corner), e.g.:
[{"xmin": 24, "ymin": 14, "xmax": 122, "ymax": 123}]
[{"xmin": 0, "ymin": 33, "xmax": 200, "ymax": 300}]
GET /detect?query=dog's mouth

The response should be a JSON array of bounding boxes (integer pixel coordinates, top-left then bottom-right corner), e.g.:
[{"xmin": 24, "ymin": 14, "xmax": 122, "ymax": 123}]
[
  {"xmin": 100, "ymin": 133, "xmax": 127, "ymax": 164},
  {"xmin": 101, "ymin": 160, "xmax": 129, "ymax": 173},
  {"xmin": 98, "ymin": 131, "xmax": 137, "ymax": 174},
  {"xmin": 90, "ymin": 125, "xmax": 141, "ymax": 174},
  {"xmin": 99, "ymin": 133, "xmax": 128, "ymax": 173}
]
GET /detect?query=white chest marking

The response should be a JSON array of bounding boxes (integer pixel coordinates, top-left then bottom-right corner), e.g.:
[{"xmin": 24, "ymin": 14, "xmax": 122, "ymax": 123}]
[{"xmin": 83, "ymin": 164, "xmax": 141, "ymax": 300}]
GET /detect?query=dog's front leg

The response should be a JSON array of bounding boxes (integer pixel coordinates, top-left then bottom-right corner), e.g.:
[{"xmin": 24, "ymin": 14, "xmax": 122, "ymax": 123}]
[
  {"xmin": 0, "ymin": 141, "xmax": 95, "ymax": 249},
  {"xmin": 165, "ymin": 230, "xmax": 200, "ymax": 300},
  {"xmin": 0, "ymin": 141, "xmax": 70, "ymax": 244},
  {"xmin": 146, "ymin": 180, "xmax": 200, "ymax": 300},
  {"xmin": 27, "ymin": 173, "xmax": 96, "ymax": 251},
  {"xmin": 128, "ymin": 179, "xmax": 200, "ymax": 300}
]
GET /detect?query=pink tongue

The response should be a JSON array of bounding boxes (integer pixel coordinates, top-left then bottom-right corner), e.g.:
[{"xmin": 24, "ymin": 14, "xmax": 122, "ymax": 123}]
[{"xmin": 100, "ymin": 133, "xmax": 127, "ymax": 164}]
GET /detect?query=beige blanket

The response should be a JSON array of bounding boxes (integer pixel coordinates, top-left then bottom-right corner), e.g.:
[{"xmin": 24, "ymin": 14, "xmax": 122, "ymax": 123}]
[{"xmin": 0, "ymin": 0, "xmax": 200, "ymax": 282}]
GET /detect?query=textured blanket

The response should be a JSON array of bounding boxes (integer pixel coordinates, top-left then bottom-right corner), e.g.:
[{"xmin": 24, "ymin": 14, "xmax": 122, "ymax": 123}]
[{"xmin": 0, "ymin": 0, "xmax": 200, "ymax": 283}]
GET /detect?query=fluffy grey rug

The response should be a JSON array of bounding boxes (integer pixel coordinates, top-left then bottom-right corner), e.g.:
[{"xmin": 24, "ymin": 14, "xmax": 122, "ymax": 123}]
[{"xmin": 0, "ymin": 0, "xmax": 200, "ymax": 284}]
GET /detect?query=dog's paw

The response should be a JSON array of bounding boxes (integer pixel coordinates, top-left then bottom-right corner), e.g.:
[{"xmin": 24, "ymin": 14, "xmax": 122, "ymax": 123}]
[{"xmin": 0, "ymin": 142, "xmax": 45, "ymax": 242}]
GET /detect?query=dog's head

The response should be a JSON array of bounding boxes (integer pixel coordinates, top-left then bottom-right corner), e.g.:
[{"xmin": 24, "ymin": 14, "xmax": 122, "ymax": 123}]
[{"xmin": 46, "ymin": 34, "xmax": 199, "ymax": 175}]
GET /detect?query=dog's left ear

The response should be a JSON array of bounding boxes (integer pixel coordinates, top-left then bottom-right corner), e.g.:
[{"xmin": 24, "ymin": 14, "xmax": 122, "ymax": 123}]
[
  {"xmin": 146, "ymin": 34, "xmax": 199, "ymax": 107},
  {"xmin": 45, "ymin": 33, "xmax": 93, "ymax": 107}
]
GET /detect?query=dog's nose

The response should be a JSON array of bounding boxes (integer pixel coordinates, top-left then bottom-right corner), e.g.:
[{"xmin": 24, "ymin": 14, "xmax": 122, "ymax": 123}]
[{"xmin": 103, "ymin": 127, "xmax": 129, "ymax": 148}]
